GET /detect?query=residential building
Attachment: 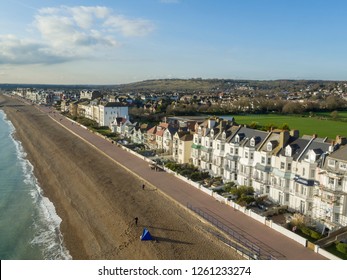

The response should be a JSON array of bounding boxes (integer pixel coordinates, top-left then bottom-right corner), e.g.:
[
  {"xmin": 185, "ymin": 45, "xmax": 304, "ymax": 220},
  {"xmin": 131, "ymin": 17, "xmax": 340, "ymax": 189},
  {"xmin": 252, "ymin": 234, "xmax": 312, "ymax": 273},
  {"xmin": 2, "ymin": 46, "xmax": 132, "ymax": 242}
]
[
  {"xmin": 173, "ymin": 132, "xmax": 193, "ymax": 164},
  {"xmin": 313, "ymin": 137, "xmax": 347, "ymax": 230}
]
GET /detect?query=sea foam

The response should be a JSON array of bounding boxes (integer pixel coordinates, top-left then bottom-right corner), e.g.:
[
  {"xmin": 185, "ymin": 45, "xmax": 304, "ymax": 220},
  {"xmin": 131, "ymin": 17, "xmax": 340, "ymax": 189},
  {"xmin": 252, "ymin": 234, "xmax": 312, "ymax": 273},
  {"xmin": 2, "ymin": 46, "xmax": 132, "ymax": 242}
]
[{"xmin": 1, "ymin": 110, "xmax": 72, "ymax": 259}]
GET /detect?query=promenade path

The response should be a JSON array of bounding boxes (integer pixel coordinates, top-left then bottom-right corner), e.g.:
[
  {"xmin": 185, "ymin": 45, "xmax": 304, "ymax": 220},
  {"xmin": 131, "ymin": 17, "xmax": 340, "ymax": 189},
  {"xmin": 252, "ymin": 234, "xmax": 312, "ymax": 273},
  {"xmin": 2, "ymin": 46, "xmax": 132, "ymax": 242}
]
[{"xmin": 42, "ymin": 105, "xmax": 326, "ymax": 260}]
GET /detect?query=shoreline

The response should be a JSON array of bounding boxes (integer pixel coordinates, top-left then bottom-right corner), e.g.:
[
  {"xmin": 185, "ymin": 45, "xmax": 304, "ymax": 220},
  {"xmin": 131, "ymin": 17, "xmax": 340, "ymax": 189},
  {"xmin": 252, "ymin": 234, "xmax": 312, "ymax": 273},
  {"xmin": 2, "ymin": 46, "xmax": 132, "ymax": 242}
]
[{"xmin": 0, "ymin": 95, "xmax": 241, "ymax": 260}]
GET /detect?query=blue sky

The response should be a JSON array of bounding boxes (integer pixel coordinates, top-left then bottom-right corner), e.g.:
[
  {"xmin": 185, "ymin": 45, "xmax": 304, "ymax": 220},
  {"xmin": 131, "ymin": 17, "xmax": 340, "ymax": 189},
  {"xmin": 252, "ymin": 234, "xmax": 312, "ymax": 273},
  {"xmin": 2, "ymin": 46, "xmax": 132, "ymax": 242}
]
[{"xmin": 0, "ymin": 0, "xmax": 347, "ymax": 84}]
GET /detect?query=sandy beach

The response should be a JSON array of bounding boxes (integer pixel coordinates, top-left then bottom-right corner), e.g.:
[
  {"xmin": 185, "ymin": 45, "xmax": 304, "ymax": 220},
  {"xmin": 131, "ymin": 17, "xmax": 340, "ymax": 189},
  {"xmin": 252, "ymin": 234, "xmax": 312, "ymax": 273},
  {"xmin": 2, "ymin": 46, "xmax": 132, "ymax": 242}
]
[{"xmin": 0, "ymin": 95, "xmax": 242, "ymax": 260}]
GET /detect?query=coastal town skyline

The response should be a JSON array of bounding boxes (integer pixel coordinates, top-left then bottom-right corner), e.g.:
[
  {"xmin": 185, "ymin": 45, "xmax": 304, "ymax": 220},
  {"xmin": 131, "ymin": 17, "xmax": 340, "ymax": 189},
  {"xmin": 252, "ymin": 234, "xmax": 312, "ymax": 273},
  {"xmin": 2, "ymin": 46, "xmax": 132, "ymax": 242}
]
[{"xmin": 1, "ymin": 0, "xmax": 347, "ymax": 85}]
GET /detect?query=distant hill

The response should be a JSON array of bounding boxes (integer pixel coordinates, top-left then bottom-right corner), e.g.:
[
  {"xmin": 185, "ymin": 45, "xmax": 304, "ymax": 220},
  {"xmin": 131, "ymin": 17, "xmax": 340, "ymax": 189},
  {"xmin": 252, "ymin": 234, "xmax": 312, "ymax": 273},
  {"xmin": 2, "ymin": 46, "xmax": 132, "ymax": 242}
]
[
  {"xmin": 113, "ymin": 78, "xmax": 346, "ymax": 93},
  {"xmin": 1, "ymin": 78, "xmax": 345, "ymax": 92},
  {"xmin": 114, "ymin": 78, "xmax": 228, "ymax": 92}
]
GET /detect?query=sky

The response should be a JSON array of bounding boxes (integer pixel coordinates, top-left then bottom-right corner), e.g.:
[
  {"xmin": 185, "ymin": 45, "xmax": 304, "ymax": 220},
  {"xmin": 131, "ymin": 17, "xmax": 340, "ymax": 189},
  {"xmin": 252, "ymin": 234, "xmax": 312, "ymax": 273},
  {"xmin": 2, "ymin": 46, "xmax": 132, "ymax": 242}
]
[{"xmin": 1, "ymin": 0, "xmax": 347, "ymax": 84}]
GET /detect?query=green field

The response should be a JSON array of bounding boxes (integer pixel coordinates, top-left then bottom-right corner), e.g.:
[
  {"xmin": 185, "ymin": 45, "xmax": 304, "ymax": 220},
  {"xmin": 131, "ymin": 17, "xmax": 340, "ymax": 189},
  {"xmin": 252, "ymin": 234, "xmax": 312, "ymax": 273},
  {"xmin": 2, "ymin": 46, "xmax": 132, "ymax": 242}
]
[{"xmin": 231, "ymin": 113, "xmax": 347, "ymax": 140}]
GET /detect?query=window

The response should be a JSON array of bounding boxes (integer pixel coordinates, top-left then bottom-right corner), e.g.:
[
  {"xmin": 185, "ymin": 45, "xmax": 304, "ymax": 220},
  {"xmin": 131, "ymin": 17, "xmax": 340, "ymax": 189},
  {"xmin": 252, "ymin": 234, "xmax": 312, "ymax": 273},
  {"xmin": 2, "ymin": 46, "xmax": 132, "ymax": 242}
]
[
  {"xmin": 267, "ymin": 142, "xmax": 272, "ymax": 151},
  {"xmin": 338, "ymin": 178, "xmax": 342, "ymax": 186},
  {"xmin": 245, "ymin": 152, "xmax": 248, "ymax": 159},
  {"xmin": 328, "ymin": 159, "xmax": 336, "ymax": 167},
  {"xmin": 285, "ymin": 146, "xmax": 292, "ymax": 157},
  {"xmin": 217, "ymin": 144, "xmax": 220, "ymax": 150},
  {"xmin": 287, "ymin": 163, "xmax": 292, "ymax": 171},
  {"xmin": 250, "ymin": 138, "xmax": 255, "ymax": 147},
  {"xmin": 334, "ymin": 213, "xmax": 340, "ymax": 223},
  {"xmin": 267, "ymin": 158, "xmax": 271, "ymax": 165},
  {"xmin": 329, "ymin": 177, "xmax": 334, "ymax": 185},
  {"xmin": 339, "ymin": 162, "xmax": 347, "ymax": 170},
  {"xmin": 230, "ymin": 148, "xmax": 234, "ymax": 154},
  {"xmin": 280, "ymin": 162, "xmax": 285, "ymax": 170},
  {"xmin": 250, "ymin": 153, "xmax": 254, "ymax": 160},
  {"xmin": 310, "ymin": 169, "xmax": 315, "ymax": 178},
  {"xmin": 261, "ymin": 157, "xmax": 265, "ymax": 164},
  {"xmin": 235, "ymin": 148, "xmax": 238, "ymax": 155}
]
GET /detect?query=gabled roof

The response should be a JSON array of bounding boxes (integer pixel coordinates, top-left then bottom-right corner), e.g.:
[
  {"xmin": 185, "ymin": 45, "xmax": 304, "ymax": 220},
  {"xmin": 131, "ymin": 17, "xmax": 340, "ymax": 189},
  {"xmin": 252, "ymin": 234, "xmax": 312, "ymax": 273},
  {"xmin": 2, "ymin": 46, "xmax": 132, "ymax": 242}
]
[
  {"xmin": 327, "ymin": 144, "xmax": 347, "ymax": 161},
  {"xmin": 228, "ymin": 126, "xmax": 268, "ymax": 148},
  {"xmin": 280, "ymin": 138, "xmax": 310, "ymax": 160},
  {"xmin": 300, "ymin": 138, "xmax": 330, "ymax": 161},
  {"xmin": 147, "ymin": 126, "xmax": 157, "ymax": 134},
  {"xmin": 156, "ymin": 129, "xmax": 165, "ymax": 137}
]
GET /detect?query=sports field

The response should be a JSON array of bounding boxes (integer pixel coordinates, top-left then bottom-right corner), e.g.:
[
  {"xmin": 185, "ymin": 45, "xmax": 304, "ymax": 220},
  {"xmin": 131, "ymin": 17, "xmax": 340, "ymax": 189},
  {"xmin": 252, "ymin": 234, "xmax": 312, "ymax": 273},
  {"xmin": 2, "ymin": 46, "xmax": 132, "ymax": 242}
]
[{"xmin": 231, "ymin": 112, "xmax": 347, "ymax": 140}]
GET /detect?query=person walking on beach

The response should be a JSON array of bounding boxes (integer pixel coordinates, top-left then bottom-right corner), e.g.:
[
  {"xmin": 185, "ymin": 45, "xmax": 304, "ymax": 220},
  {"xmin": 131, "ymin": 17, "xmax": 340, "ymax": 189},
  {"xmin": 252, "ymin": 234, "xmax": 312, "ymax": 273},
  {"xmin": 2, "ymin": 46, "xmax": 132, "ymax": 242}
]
[
  {"xmin": 142, "ymin": 184, "xmax": 145, "ymax": 190},
  {"xmin": 134, "ymin": 217, "xmax": 138, "ymax": 226}
]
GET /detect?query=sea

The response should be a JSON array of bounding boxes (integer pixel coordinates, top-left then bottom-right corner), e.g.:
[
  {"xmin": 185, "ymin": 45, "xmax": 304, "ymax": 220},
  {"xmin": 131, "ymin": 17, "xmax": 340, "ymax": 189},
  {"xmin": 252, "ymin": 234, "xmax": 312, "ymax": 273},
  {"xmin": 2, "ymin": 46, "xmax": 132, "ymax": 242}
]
[{"xmin": 0, "ymin": 110, "xmax": 71, "ymax": 260}]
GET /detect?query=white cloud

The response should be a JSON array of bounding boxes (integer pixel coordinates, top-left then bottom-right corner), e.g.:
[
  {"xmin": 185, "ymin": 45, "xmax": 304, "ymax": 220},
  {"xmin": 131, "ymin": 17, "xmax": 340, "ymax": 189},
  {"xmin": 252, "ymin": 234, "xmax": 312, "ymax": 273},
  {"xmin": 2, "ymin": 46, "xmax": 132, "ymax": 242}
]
[
  {"xmin": 105, "ymin": 15, "xmax": 155, "ymax": 37},
  {"xmin": 0, "ymin": 5, "xmax": 154, "ymax": 65},
  {"xmin": 0, "ymin": 35, "xmax": 71, "ymax": 64}
]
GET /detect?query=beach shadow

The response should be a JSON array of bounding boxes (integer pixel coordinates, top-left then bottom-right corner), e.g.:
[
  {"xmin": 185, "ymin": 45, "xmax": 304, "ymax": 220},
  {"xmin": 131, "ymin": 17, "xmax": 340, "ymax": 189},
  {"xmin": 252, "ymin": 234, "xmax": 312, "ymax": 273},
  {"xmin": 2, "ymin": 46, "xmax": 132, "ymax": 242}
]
[
  {"xmin": 145, "ymin": 225, "xmax": 183, "ymax": 233},
  {"xmin": 151, "ymin": 235, "xmax": 193, "ymax": 245}
]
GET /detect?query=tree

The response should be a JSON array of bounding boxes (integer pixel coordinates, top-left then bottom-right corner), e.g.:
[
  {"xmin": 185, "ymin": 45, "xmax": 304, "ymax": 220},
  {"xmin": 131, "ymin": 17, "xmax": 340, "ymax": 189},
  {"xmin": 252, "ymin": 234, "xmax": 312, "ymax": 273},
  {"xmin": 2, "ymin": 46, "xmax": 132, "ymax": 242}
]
[
  {"xmin": 325, "ymin": 96, "xmax": 340, "ymax": 110},
  {"xmin": 282, "ymin": 102, "xmax": 304, "ymax": 114},
  {"xmin": 280, "ymin": 123, "xmax": 290, "ymax": 130},
  {"xmin": 249, "ymin": 121, "xmax": 259, "ymax": 129}
]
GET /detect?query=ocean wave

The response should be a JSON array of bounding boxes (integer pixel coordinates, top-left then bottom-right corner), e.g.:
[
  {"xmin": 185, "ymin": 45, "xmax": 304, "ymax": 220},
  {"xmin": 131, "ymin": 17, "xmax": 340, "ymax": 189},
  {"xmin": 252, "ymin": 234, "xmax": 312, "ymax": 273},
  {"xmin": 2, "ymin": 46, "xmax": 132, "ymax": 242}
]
[{"xmin": 1, "ymin": 110, "xmax": 72, "ymax": 260}]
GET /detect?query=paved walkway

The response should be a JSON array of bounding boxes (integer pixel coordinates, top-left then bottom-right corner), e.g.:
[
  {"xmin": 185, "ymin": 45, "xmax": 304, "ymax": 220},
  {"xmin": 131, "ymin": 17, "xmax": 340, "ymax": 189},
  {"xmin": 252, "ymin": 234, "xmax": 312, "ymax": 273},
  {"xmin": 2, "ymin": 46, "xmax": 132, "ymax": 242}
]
[{"xmin": 41, "ymin": 106, "xmax": 326, "ymax": 260}]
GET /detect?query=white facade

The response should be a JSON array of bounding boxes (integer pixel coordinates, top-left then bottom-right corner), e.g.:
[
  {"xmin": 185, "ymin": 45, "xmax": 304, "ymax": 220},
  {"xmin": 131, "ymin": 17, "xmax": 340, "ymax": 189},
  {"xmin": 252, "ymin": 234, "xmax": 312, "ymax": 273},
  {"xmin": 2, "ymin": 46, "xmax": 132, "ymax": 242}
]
[{"xmin": 99, "ymin": 105, "xmax": 129, "ymax": 127}]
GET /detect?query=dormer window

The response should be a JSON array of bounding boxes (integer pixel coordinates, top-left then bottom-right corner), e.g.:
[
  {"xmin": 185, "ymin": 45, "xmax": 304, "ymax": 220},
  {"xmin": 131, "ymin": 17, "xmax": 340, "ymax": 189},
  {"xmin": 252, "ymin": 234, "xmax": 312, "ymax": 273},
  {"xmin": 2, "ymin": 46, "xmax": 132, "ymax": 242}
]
[
  {"xmin": 235, "ymin": 133, "xmax": 244, "ymax": 143},
  {"xmin": 267, "ymin": 142, "xmax": 273, "ymax": 151},
  {"xmin": 267, "ymin": 140, "xmax": 278, "ymax": 152},
  {"xmin": 328, "ymin": 159, "xmax": 336, "ymax": 167},
  {"xmin": 250, "ymin": 138, "xmax": 255, "ymax": 147},
  {"xmin": 285, "ymin": 146, "xmax": 292, "ymax": 157}
]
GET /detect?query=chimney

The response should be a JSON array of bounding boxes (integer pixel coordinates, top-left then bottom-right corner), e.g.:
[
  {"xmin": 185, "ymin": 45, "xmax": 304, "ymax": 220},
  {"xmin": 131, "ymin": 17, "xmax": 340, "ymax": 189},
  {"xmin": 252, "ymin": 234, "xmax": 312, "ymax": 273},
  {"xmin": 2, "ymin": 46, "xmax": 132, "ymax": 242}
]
[
  {"xmin": 329, "ymin": 141, "xmax": 335, "ymax": 153},
  {"xmin": 336, "ymin": 135, "xmax": 347, "ymax": 145},
  {"xmin": 279, "ymin": 130, "xmax": 290, "ymax": 149},
  {"xmin": 290, "ymin": 130, "xmax": 299, "ymax": 139},
  {"xmin": 312, "ymin": 134, "xmax": 317, "ymax": 139}
]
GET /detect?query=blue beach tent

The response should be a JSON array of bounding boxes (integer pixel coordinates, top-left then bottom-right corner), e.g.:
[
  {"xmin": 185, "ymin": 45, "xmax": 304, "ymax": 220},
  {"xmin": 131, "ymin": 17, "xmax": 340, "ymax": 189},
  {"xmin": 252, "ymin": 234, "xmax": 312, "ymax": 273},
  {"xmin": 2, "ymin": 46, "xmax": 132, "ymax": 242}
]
[{"xmin": 140, "ymin": 228, "xmax": 153, "ymax": 241}]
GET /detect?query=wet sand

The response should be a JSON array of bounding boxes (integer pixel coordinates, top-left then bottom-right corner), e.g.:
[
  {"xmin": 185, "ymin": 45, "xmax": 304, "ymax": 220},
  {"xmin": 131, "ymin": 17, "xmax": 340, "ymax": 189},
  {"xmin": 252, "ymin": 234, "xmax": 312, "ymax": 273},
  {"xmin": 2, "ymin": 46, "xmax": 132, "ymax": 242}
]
[{"xmin": 0, "ymin": 95, "xmax": 242, "ymax": 260}]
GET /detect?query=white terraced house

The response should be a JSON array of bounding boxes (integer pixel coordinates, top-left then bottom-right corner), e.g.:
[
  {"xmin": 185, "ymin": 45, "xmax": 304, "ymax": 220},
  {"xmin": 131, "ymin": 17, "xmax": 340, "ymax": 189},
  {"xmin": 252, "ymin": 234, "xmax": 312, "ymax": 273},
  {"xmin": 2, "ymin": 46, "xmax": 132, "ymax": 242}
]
[{"xmin": 189, "ymin": 117, "xmax": 347, "ymax": 231}]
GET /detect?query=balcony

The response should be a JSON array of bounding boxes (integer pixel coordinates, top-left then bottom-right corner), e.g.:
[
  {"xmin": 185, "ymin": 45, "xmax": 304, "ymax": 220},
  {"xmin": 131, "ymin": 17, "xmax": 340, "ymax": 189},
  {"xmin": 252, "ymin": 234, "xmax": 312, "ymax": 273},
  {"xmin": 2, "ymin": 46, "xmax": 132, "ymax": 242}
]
[
  {"xmin": 200, "ymin": 156, "xmax": 211, "ymax": 163},
  {"xmin": 294, "ymin": 191, "xmax": 312, "ymax": 200},
  {"xmin": 252, "ymin": 176, "xmax": 269, "ymax": 185},
  {"xmin": 224, "ymin": 165, "xmax": 237, "ymax": 172},
  {"xmin": 321, "ymin": 184, "xmax": 345, "ymax": 195},
  {"xmin": 333, "ymin": 205, "xmax": 342, "ymax": 214},
  {"xmin": 272, "ymin": 184, "xmax": 289, "ymax": 192}
]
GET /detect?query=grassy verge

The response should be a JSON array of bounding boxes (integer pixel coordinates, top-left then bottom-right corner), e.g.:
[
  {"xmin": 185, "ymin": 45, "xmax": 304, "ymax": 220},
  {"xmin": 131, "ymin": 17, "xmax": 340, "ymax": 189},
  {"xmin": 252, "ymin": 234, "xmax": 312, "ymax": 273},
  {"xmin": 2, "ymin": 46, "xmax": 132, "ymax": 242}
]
[{"xmin": 230, "ymin": 112, "xmax": 347, "ymax": 139}]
